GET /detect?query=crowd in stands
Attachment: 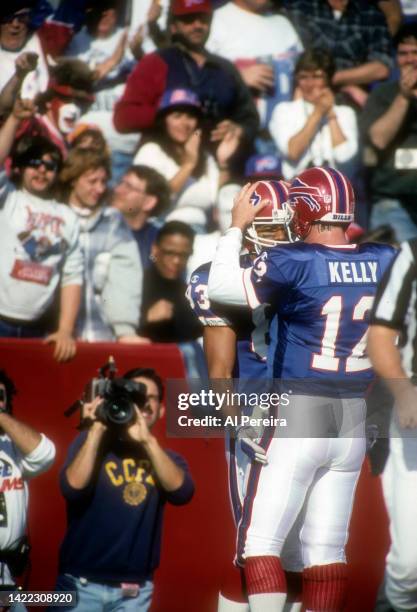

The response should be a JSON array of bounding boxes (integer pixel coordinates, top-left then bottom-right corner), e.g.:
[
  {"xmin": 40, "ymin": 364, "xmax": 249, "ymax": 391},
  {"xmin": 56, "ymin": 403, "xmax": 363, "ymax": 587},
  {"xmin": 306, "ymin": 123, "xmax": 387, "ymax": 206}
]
[
  {"xmin": 0, "ymin": 0, "xmax": 417, "ymax": 363},
  {"xmin": 2, "ymin": 2, "xmax": 417, "ymax": 610}
]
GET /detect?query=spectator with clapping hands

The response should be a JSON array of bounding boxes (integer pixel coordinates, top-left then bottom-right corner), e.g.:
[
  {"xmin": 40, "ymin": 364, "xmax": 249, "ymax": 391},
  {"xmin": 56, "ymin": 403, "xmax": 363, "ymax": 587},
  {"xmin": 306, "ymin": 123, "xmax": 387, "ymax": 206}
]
[
  {"xmin": 269, "ymin": 48, "xmax": 359, "ymax": 181},
  {"xmin": 133, "ymin": 88, "xmax": 240, "ymax": 230}
]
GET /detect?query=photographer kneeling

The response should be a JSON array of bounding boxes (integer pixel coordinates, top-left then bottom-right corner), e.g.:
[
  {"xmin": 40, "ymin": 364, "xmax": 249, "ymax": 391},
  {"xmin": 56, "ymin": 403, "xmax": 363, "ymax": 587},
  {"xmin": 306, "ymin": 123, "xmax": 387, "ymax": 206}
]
[{"xmin": 51, "ymin": 367, "xmax": 194, "ymax": 612}]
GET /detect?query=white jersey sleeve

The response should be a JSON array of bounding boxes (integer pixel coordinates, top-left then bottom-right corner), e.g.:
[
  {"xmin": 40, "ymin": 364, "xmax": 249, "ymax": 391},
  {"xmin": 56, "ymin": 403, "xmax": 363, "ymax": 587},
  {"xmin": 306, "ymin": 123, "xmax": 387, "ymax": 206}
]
[
  {"xmin": 18, "ymin": 433, "xmax": 56, "ymax": 479},
  {"xmin": 208, "ymin": 227, "xmax": 249, "ymax": 307}
]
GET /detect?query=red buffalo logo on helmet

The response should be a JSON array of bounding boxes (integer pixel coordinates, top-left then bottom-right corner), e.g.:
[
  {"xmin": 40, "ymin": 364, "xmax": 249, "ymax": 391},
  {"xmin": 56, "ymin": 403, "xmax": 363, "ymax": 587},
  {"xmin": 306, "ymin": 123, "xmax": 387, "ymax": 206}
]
[
  {"xmin": 289, "ymin": 167, "xmax": 355, "ymax": 239},
  {"xmin": 289, "ymin": 181, "xmax": 323, "ymax": 213}
]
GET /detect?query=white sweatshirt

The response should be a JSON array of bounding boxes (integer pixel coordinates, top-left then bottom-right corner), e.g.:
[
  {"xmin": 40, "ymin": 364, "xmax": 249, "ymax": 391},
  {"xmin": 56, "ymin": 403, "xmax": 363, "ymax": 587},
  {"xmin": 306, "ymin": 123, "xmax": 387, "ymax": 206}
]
[{"xmin": 0, "ymin": 172, "xmax": 83, "ymax": 321}]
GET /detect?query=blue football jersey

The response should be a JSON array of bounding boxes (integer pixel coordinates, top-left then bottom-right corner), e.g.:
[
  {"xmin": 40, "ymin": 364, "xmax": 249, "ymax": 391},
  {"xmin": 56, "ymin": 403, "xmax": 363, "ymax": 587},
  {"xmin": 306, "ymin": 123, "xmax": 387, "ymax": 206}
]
[
  {"xmin": 187, "ymin": 259, "xmax": 269, "ymax": 379},
  {"xmin": 248, "ymin": 242, "xmax": 397, "ymax": 395}
]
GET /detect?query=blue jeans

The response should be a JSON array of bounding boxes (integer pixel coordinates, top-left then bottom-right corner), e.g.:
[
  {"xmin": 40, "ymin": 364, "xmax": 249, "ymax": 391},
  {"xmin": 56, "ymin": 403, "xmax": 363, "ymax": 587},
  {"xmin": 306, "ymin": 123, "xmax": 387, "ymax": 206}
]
[
  {"xmin": 49, "ymin": 574, "xmax": 154, "ymax": 612},
  {"xmin": 9, "ymin": 603, "xmax": 27, "ymax": 612},
  {"xmin": 0, "ymin": 318, "xmax": 44, "ymax": 338},
  {"xmin": 370, "ymin": 198, "xmax": 417, "ymax": 243}
]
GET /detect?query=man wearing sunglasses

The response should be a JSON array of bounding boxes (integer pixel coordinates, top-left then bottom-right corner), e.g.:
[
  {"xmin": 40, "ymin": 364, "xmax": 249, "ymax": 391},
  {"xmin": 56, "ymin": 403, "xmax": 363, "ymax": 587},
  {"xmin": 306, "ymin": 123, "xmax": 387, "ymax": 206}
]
[
  {"xmin": 0, "ymin": 2, "xmax": 49, "ymax": 102},
  {"xmin": 0, "ymin": 98, "xmax": 83, "ymax": 362},
  {"xmin": 0, "ymin": 6, "xmax": 32, "ymax": 52}
]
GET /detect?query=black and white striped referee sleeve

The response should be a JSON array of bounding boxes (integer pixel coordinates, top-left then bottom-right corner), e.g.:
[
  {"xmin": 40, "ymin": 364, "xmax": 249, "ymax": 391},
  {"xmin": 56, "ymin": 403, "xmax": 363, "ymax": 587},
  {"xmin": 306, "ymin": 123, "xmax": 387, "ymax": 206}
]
[{"xmin": 371, "ymin": 240, "xmax": 417, "ymax": 330}]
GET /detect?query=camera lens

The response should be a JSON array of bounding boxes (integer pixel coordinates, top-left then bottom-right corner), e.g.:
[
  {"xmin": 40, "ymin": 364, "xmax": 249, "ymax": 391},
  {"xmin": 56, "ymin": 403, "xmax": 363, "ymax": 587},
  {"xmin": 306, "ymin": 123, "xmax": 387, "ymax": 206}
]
[{"xmin": 103, "ymin": 395, "xmax": 135, "ymax": 427}]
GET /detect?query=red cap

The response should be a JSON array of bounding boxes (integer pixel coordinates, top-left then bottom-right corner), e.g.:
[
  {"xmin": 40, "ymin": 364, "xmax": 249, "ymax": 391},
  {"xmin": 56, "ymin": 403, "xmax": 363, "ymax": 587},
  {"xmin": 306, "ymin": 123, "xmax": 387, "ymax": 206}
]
[{"xmin": 171, "ymin": 0, "xmax": 212, "ymax": 16}]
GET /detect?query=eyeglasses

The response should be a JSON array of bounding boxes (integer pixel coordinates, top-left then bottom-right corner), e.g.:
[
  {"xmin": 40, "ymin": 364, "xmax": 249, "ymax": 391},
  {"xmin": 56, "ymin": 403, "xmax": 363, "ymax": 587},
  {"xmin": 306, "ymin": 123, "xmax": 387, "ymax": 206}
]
[
  {"xmin": 26, "ymin": 158, "xmax": 58, "ymax": 172},
  {"xmin": 159, "ymin": 248, "xmax": 192, "ymax": 261},
  {"xmin": 1, "ymin": 10, "xmax": 31, "ymax": 24},
  {"xmin": 119, "ymin": 178, "xmax": 146, "ymax": 194}
]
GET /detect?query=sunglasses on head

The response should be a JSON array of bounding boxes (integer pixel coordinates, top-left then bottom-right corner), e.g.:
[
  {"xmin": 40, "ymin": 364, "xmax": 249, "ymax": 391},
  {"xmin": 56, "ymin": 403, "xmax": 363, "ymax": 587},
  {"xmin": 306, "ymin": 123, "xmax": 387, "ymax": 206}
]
[
  {"xmin": 1, "ymin": 10, "xmax": 31, "ymax": 24},
  {"xmin": 26, "ymin": 158, "xmax": 58, "ymax": 172}
]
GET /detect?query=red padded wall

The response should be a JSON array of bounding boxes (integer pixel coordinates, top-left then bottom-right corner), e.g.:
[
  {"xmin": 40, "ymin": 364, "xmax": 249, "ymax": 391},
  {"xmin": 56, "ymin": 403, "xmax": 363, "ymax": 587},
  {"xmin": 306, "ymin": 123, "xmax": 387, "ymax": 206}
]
[{"xmin": 0, "ymin": 339, "xmax": 389, "ymax": 611}]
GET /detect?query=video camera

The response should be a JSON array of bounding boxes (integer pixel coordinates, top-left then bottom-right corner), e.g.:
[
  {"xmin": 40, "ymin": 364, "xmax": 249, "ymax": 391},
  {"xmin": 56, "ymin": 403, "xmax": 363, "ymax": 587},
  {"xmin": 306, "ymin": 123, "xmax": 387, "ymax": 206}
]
[{"xmin": 66, "ymin": 357, "xmax": 147, "ymax": 430}]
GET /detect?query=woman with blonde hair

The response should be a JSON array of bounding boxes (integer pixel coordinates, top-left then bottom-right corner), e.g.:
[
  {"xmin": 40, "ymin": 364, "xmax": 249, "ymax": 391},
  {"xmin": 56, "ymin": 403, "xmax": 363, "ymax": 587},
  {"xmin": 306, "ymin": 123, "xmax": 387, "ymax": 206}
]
[{"xmin": 58, "ymin": 148, "xmax": 145, "ymax": 343}]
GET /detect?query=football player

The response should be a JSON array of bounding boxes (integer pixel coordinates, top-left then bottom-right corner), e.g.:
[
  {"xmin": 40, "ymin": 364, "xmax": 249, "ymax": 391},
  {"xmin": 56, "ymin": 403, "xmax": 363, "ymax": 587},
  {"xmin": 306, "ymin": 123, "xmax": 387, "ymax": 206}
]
[
  {"xmin": 207, "ymin": 167, "xmax": 396, "ymax": 612},
  {"xmin": 187, "ymin": 180, "xmax": 303, "ymax": 612}
]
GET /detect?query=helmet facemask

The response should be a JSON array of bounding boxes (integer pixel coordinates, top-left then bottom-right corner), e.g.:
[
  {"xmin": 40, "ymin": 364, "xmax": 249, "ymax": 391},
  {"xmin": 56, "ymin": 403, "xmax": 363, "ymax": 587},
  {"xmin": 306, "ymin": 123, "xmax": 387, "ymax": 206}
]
[
  {"xmin": 245, "ymin": 206, "xmax": 295, "ymax": 255},
  {"xmin": 244, "ymin": 180, "xmax": 295, "ymax": 255}
]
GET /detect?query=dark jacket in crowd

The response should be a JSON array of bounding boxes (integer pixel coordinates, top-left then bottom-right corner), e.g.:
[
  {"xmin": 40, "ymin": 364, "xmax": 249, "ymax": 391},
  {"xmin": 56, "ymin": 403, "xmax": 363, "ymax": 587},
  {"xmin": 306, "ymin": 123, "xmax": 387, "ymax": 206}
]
[
  {"xmin": 114, "ymin": 46, "xmax": 259, "ymax": 142},
  {"xmin": 361, "ymin": 81, "xmax": 417, "ymax": 212},
  {"xmin": 139, "ymin": 264, "xmax": 202, "ymax": 343}
]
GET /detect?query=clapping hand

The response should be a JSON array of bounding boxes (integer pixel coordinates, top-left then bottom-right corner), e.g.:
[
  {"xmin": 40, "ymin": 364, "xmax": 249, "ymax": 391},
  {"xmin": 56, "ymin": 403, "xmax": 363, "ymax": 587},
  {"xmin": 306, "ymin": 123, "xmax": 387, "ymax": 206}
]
[
  {"xmin": 400, "ymin": 64, "xmax": 417, "ymax": 100},
  {"xmin": 211, "ymin": 120, "xmax": 243, "ymax": 143},
  {"xmin": 216, "ymin": 126, "xmax": 241, "ymax": 168},
  {"xmin": 184, "ymin": 129, "xmax": 201, "ymax": 167},
  {"xmin": 314, "ymin": 87, "xmax": 335, "ymax": 116}
]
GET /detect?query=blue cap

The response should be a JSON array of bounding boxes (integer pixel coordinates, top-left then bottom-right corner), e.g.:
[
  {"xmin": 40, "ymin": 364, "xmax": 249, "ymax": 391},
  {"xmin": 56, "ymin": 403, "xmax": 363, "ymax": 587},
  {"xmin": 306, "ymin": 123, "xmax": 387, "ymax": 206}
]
[
  {"xmin": 245, "ymin": 154, "xmax": 282, "ymax": 178},
  {"xmin": 158, "ymin": 89, "xmax": 202, "ymax": 113}
]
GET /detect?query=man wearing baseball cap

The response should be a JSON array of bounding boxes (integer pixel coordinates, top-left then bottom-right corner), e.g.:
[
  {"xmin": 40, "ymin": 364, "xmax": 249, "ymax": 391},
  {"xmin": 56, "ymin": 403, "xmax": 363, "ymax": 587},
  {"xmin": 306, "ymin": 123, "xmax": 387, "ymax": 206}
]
[
  {"xmin": 170, "ymin": 0, "xmax": 212, "ymax": 17},
  {"xmin": 114, "ymin": 0, "xmax": 258, "ymax": 165}
]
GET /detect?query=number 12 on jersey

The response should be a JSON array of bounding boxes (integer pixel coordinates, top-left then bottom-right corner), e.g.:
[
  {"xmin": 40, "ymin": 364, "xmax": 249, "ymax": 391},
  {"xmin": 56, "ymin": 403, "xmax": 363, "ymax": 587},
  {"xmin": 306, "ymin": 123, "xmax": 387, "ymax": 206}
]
[{"xmin": 312, "ymin": 295, "xmax": 374, "ymax": 373}]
